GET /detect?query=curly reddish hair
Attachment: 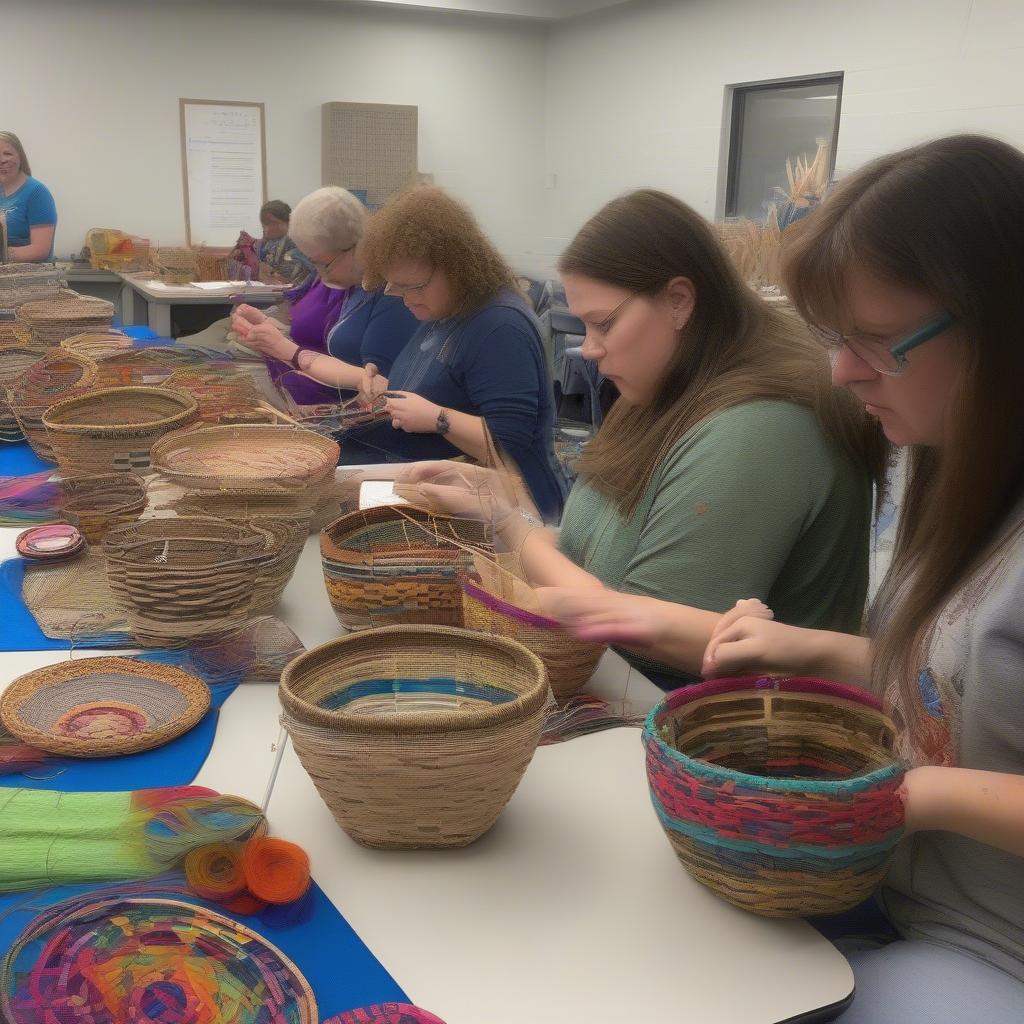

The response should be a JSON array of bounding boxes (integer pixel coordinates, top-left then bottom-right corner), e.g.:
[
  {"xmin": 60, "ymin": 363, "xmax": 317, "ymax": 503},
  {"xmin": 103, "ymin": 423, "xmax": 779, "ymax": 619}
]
[{"xmin": 359, "ymin": 186, "xmax": 519, "ymax": 312}]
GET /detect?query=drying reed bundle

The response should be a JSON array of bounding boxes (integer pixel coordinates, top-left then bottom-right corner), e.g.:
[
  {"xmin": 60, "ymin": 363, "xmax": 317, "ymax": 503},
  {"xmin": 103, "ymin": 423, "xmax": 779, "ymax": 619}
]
[
  {"xmin": 644, "ymin": 676, "xmax": 906, "ymax": 918},
  {"xmin": 153, "ymin": 246, "xmax": 198, "ymax": 284},
  {"xmin": 104, "ymin": 517, "xmax": 271, "ymax": 647},
  {"xmin": 0, "ymin": 656, "xmax": 211, "ymax": 757},
  {"xmin": 58, "ymin": 473, "xmax": 148, "ymax": 544},
  {"xmin": 279, "ymin": 625, "xmax": 549, "ymax": 849},
  {"xmin": 462, "ymin": 554, "xmax": 605, "ymax": 700},
  {"xmin": 18, "ymin": 296, "xmax": 115, "ymax": 344},
  {"xmin": 320, "ymin": 505, "xmax": 492, "ymax": 629},
  {"xmin": 715, "ymin": 217, "xmax": 783, "ymax": 291},
  {"xmin": 0, "ymin": 346, "xmax": 52, "ymax": 443},
  {"xmin": 42, "ymin": 386, "xmax": 198, "ymax": 475},
  {"xmin": 6, "ymin": 349, "xmax": 99, "ymax": 460},
  {"xmin": 60, "ymin": 330, "xmax": 133, "ymax": 361}
]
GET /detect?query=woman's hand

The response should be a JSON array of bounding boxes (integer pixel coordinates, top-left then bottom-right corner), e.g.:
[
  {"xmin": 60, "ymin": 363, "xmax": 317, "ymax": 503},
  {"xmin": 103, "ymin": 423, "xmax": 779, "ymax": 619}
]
[
  {"xmin": 536, "ymin": 587, "xmax": 665, "ymax": 645},
  {"xmin": 397, "ymin": 461, "xmax": 488, "ymax": 487},
  {"xmin": 413, "ymin": 481, "xmax": 508, "ymax": 523},
  {"xmin": 233, "ymin": 304, "xmax": 268, "ymax": 327},
  {"xmin": 357, "ymin": 363, "xmax": 389, "ymax": 404},
  {"xmin": 384, "ymin": 392, "xmax": 442, "ymax": 433},
  {"xmin": 701, "ymin": 598, "xmax": 813, "ymax": 677},
  {"xmin": 230, "ymin": 309, "xmax": 294, "ymax": 361}
]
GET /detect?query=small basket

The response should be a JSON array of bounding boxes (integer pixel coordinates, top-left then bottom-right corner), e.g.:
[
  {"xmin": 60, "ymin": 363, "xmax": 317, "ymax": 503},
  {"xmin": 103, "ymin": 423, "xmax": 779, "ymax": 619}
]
[
  {"xmin": 279, "ymin": 624, "xmax": 549, "ymax": 849},
  {"xmin": 18, "ymin": 296, "xmax": 115, "ymax": 345},
  {"xmin": 461, "ymin": 558, "xmax": 605, "ymax": 700},
  {"xmin": 643, "ymin": 675, "xmax": 906, "ymax": 918},
  {"xmin": 195, "ymin": 246, "xmax": 231, "ymax": 282},
  {"xmin": 7, "ymin": 349, "xmax": 99, "ymax": 460},
  {"xmin": 104, "ymin": 516, "xmax": 271, "ymax": 647},
  {"xmin": 61, "ymin": 331, "xmax": 134, "ymax": 361},
  {"xmin": 320, "ymin": 505, "xmax": 492, "ymax": 629},
  {"xmin": 0, "ymin": 656, "xmax": 211, "ymax": 757},
  {"xmin": 58, "ymin": 473, "xmax": 148, "ymax": 544},
  {"xmin": 42, "ymin": 386, "xmax": 198, "ymax": 475},
  {"xmin": 153, "ymin": 247, "xmax": 198, "ymax": 284}
]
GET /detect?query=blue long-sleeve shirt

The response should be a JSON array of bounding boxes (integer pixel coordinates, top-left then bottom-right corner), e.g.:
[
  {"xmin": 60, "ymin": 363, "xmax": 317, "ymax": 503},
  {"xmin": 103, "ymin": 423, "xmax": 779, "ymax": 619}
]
[
  {"xmin": 326, "ymin": 287, "xmax": 418, "ymax": 377},
  {"xmin": 338, "ymin": 291, "xmax": 567, "ymax": 520}
]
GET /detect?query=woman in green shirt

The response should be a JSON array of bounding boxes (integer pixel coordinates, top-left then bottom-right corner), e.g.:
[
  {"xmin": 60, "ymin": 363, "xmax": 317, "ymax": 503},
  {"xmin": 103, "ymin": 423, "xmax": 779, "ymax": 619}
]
[{"xmin": 406, "ymin": 188, "xmax": 882, "ymax": 687}]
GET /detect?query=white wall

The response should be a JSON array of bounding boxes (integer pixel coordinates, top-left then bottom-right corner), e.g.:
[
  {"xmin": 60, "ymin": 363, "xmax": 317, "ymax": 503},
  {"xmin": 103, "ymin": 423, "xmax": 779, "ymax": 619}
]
[
  {"xmin": 5, "ymin": 0, "xmax": 547, "ymax": 271},
  {"xmin": 537, "ymin": 0, "xmax": 1024, "ymax": 274}
]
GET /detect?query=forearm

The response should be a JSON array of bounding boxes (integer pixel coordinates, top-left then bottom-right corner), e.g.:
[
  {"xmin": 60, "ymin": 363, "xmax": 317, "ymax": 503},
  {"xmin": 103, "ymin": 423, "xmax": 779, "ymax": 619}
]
[
  {"xmin": 907, "ymin": 766, "xmax": 1024, "ymax": 857},
  {"xmin": 9, "ymin": 243, "xmax": 48, "ymax": 262},
  {"xmin": 295, "ymin": 348, "xmax": 364, "ymax": 390},
  {"xmin": 441, "ymin": 409, "xmax": 489, "ymax": 462},
  {"xmin": 497, "ymin": 516, "xmax": 601, "ymax": 589},
  {"xmin": 802, "ymin": 630, "xmax": 873, "ymax": 686}
]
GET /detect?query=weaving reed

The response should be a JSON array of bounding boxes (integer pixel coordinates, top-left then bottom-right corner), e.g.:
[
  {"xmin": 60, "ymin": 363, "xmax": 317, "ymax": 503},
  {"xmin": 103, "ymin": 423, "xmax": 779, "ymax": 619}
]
[
  {"xmin": 279, "ymin": 624, "xmax": 549, "ymax": 849},
  {"xmin": 104, "ymin": 516, "xmax": 271, "ymax": 646},
  {"xmin": 18, "ymin": 296, "xmax": 115, "ymax": 344},
  {"xmin": 58, "ymin": 473, "xmax": 148, "ymax": 543},
  {"xmin": 0, "ymin": 656, "xmax": 211, "ymax": 757},
  {"xmin": 7, "ymin": 349, "xmax": 100, "ymax": 460},
  {"xmin": 321, "ymin": 506, "xmax": 492, "ymax": 629},
  {"xmin": 42, "ymin": 386, "xmax": 198, "ymax": 474},
  {"xmin": 462, "ymin": 555, "xmax": 605, "ymax": 700},
  {"xmin": 644, "ymin": 676, "xmax": 906, "ymax": 918}
]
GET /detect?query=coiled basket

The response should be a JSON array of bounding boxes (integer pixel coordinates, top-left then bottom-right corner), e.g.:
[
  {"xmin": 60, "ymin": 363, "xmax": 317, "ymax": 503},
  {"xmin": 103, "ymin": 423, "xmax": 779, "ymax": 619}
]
[
  {"xmin": 280, "ymin": 625, "xmax": 549, "ymax": 849},
  {"xmin": 644, "ymin": 675, "xmax": 906, "ymax": 918}
]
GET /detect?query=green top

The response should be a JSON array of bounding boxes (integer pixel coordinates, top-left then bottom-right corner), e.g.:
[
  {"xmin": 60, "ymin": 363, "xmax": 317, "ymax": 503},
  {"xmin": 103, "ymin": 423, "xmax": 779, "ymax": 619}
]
[{"xmin": 557, "ymin": 400, "xmax": 871, "ymax": 683}]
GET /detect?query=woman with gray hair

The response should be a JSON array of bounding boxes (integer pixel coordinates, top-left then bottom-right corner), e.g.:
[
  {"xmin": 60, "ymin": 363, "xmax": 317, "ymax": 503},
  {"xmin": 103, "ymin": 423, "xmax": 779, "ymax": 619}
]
[{"xmin": 232, "ymin": 186, "xmax": 416, "ymax": 393}]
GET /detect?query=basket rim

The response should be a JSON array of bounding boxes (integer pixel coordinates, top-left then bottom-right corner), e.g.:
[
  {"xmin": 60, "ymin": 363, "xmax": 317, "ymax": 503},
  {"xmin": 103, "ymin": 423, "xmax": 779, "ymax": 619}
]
[
  {"xmin": 279, "ymin": 623, "xmax": 549, "ymax": 735},
  {"xmin": 321, "ymin": 504, "xmax": 486, "ymax": 559},
  {"xmin": 643, "ymin": 674, "xmax": 905, "ymax": 794},
  {"xmin": 42, "ymin": 386, "xmax": 198, "ymax": 433},
  {"xmin": 0, "ymin": 655, "xmax": 211, "ymax": 757}
]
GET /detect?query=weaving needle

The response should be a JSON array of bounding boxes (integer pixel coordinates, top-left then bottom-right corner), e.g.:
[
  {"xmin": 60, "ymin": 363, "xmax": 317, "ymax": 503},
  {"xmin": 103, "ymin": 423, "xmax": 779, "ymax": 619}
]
[{"xmin": 261, "ymin": 726, "xmax": 289, "ymax": 812}]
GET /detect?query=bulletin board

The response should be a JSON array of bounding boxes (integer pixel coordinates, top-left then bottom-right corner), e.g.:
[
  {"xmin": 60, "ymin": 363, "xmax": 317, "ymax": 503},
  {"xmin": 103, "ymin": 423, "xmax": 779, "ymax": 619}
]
[{"xmin": 180, "ymin": 99, "xmax": 267, "ymax": 246}]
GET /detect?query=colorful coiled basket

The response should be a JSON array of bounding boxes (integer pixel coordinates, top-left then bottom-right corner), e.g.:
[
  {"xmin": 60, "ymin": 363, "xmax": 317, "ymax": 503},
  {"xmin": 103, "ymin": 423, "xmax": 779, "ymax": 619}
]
[{"xmin": 644, "ymin": 675, "xmax": 906, "ymax": 918}]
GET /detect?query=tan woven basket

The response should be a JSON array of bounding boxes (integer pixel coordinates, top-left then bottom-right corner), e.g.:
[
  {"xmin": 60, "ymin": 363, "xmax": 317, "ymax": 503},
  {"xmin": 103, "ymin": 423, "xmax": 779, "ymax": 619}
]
[
  {"xmin": 18, "ymin": 296, "xmax": 115, "ymax": 344},
  {"xmin": 59, "ymin": 473, "xmax": 148, "ymax": 544},
  {"xmin": 0, "ymin": 323, "xmax": 33, "ymax": 346},
  {"xmin": 280, "ymin": 624, "xmax": 549, "ymax": 849},
  {"xmin": 61, "ymin": 331, "xmax": 133, "ymax": 361},
  {"xmin": 7, "ymin": 349, "xmax": 99, "ymax": 461},
  {"xmin": 153, "ymin": 247, "xmax": 198, "ymax": 284},
  {"xmin": 0, "ymin": 656, "xmax": 211, "ymax": 757},
  {"xmin": 0, "ymin": 346, "xmax": 55, "ymax": 444},
  {"xmin": 196, "ymin": 247, "xmax": 231, "ymax": 282},
  {"xmin": 93, "ymin": 347, "xmax": 199, "ymax": 389},
  {"xmin": 43, "ymin": 386, "xmax": 198, "ymax": 474},
  {"xmin": 104, "ymin": 516, "xmax": 271, "ymax": 647},
  {"xmin": 320, "ymin": 505, "xmax": 492, "ymax": 629}
]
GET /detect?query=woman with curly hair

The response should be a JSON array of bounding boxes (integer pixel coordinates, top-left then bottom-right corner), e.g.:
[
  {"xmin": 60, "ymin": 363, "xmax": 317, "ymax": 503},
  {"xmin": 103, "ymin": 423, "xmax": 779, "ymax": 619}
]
[{"xmin": 340, "ymin": 186, "xmax": 566, "ymax": 520}]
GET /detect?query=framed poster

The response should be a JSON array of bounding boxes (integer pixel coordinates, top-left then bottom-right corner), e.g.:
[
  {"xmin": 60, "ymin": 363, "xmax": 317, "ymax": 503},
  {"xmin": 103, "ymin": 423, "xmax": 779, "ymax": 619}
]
[{"xmin": 180, "ymin": 99, "xmax": 267, "ymax": 246}]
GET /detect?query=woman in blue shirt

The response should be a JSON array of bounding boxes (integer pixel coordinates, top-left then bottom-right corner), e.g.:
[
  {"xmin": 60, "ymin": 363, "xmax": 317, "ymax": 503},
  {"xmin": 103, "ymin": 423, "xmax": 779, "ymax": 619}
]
[
  {"xmin": 346, "ymin": 186, "xmax": 567, "ymax": 521},
  {"xmin": 232, "ymin": 186, "xmax": 417, "ymax": 395},
  {"xmin": 0, "ymin": 132, "xmax": 57, "ymax": 262}
]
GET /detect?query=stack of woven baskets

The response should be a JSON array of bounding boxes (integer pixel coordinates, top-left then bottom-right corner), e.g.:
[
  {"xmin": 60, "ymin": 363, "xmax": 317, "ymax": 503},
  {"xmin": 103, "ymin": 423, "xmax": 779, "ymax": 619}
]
[
  {"xmin": 0, "ymin": 346, "xmax": 52, "ymax": 443},
  {"xmin": 17, "ymin": 296, "xmax": 115, "ymax": 345},
  {"xmin": 0, "ymin": 265, "xmax": 69, "ymax": 308}
]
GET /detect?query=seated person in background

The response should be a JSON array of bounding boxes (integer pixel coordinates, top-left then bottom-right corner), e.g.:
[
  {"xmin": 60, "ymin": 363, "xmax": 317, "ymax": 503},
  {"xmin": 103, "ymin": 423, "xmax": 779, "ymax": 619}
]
[
  {"xmin": 340, "ymin": 186, "xmax": 567, "ymax": 522},
  {"xmin": 232, "ymin": 186, "xmax": 417, "ymax": 404},
  {"xmin": 405, "ymin": 189, "xmax": 881, "ymax": 688},
  {"xmin": 0, "ymin": 131, "xmax": 56, "ymax": 263},
  {"xmin": 254, "ymin": 200, "xmax": 313, "ymax": 284}
]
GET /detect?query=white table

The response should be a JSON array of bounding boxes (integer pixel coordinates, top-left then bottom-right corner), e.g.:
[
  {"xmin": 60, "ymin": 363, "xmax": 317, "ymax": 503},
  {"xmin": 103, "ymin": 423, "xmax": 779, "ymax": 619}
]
[
  {"xmin": 117, "ymin": 274, "xmax": 282, "ymax": 337},
  {"xmin": 0, "ymin": 524, "xmax": 855, "ymax": 1022}
]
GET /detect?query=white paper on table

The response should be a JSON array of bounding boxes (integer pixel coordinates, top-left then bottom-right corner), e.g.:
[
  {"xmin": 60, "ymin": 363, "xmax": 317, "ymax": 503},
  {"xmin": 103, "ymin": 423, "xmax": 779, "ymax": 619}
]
[
  {"xmin": 190, "ymin": 281, "xmax": 252, "ymax": 290},
  {"xmin": 359, "ymin": 480, "xmax": 409, "ymax": 510}
]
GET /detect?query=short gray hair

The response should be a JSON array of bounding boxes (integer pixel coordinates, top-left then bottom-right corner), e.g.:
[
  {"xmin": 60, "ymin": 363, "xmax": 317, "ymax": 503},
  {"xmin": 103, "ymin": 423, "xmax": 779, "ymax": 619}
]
[{"xmin": 289, "ymin": 186, "xmax": 365, "ymax": 254}]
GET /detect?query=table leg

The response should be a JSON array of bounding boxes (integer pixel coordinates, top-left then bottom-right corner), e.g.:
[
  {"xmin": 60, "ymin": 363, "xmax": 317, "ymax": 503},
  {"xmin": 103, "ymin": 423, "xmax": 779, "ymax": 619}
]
[
  {"xmin": 148, "ymin": 301, "xmax": 172, "ymax": 338},
  {"xmin": 120, "ymin": 282, "xmax": 139, "ymax": 325}
]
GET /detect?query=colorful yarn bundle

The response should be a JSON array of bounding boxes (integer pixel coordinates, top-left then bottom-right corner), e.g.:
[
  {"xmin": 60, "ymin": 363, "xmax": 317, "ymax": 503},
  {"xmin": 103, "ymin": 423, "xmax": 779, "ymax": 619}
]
[
  {"xmin": 243, "ymin": 836, "xmax": 311, "ymax": 904},
  {"xmin": 0, "ymin": 892, "xmax": 318, "ymax": 1023},
  {"xmin": 644, "ymin": 676, "xmax": 906, "ymax": 918},
  {"xmin": 0, "ymin": 785, "xmax": 266, "ymax": 892}
]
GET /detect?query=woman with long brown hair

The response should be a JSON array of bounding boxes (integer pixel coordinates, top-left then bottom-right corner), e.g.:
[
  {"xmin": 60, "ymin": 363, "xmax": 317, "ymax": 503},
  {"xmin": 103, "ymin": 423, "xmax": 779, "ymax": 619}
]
[
  {"xmin": 681, "ymin": 135, "xmax": 1024, "ymax": 1020},
  {"xmin": 408, "ymin": 188, "xmax": 880, "ymax": 687}
]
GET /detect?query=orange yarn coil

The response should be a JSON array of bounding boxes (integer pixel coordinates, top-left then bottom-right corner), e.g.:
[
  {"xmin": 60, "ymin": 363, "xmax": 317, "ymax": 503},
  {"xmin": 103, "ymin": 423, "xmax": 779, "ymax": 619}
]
[
  {"xmin": 183, "ymin": 843, "xmax": 246, "ymax": 902},
  {"xmin": 242, "ymin": 837, "xmax": 311, "ymax": 905}
]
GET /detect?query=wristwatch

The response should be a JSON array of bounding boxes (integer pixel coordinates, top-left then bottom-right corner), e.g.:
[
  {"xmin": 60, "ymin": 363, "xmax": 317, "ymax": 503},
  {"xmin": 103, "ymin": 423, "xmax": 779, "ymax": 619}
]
[
  {"xmin": 289, "ymin": 346, "xmax": 306, "ymax": 370},
  {"xmin": 436, "ymin": 408, "xmax": 451, "ymax": 436}
]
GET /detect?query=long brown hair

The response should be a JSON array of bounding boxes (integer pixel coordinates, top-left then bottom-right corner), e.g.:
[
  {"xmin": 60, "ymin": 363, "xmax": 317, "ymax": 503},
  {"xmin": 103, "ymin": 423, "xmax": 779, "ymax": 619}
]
[
  {"xmin": 0, "ymin": 132, "xmax": 31, "ymax": 176},
  {"xmin": 560, "ymin": 188, "xmax": 882, "ymax": 516},
  {"xmin": 782, "ymin": 134, "xmax": 1024, "ymax": 699},
  {"xmin": 359, "ymin": 186, "xmax": 519, "ymax": 313}
]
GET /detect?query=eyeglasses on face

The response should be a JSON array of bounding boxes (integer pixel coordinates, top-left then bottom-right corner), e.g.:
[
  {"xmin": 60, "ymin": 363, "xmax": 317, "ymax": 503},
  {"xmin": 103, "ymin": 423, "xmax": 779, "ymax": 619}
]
[{"xmin": 384, "ymin": 267, "xmax": 435, "ymax": 297}]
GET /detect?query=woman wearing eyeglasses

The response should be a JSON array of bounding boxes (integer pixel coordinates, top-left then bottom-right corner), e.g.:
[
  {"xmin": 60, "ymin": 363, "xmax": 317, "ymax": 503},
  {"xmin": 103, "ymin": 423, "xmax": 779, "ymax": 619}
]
[
  {"xmin": 231, "ymin": 186, "xmax": 418, "ymax": 400},
  {"xmin": 408, "ymin": 188, "xmax": 880, "ymax": 688},
  {"xmin": 331, "ymin": 185, "xmax": 566, "ymax": 521}
]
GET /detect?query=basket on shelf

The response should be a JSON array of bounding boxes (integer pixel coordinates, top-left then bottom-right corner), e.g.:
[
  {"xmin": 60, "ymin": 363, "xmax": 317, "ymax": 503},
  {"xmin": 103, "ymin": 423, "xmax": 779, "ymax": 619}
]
[
  {"xmin": 320, "ymin": 505, "xmax": 492, "ymax": 629},
  {"xmin": 153, "ymin": 247, "xmax": 198, "ymax": 285},
  {"xmin": 103, "ymin": 516, "xmax": 272, "ymax": 647},
  {"xmin": 18, "ymin": 296, "xmax": 115, "ymax": 345},
  {"xmin": 58, "ymin": 473, "xmax": 148, "ymax": 544},
  {"xmin": 462, "ymin": 555, "xmax": 605, "ymax": 700},
  {"xmin": 0, "ymin": 656, "xmax": 211, "ymax": 757},
  {"xmin": 643, "ymin": 675, "xmax": 906, "ymax": 918},
  {"xmin": 6, "ymin": 349, "xmax": 100, "ymax": 461},
  {"xmin": 42, "ymin": 386, "xmax": 198, "ymax": 475},
  {"xmin": 61, "ymin": 330, "xmax": 133, "ymax": 361},
  {"xmin": 279, "ymin": 624, "xmax": 549, "ymax": 849}
]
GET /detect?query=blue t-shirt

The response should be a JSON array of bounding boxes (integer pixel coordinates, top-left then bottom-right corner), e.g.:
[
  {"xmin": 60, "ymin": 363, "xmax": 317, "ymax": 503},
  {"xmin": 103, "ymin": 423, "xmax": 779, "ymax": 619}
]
[
  {"xmin": 0, "ymin": 177, "xmax": 57, "ymax": 256},
  {"xmin": 326, "ymin": 287, "xmax": 418, "ymax": 377},
  {"xmin": 338, "ymin": 291, "xmax": 568, "ymax": 520}
]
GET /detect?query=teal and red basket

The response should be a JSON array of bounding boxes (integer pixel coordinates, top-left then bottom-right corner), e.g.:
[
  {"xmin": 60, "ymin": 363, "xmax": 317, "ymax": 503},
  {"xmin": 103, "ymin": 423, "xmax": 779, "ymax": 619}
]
[{"xmin": 644, "ymin": 675, "xmax": 906, "ymax": 918}]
